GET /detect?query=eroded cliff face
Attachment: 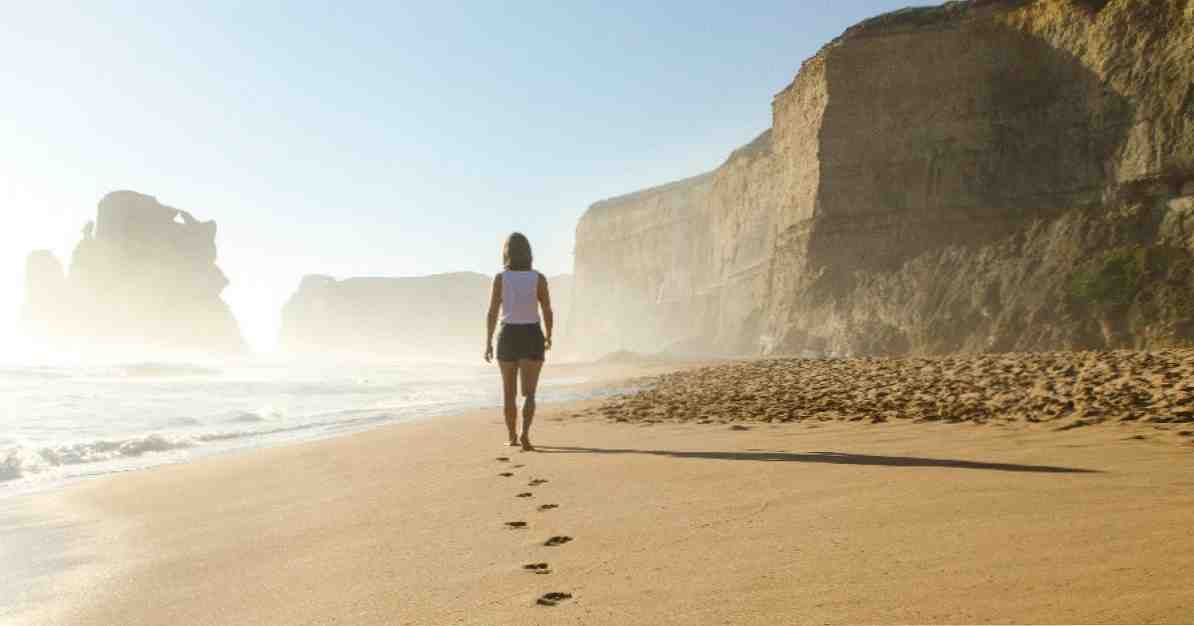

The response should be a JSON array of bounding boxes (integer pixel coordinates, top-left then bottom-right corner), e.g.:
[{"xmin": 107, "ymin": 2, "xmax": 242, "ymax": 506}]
[
  {"xmin": 570, "ymin": 174, "xmax": 716, "ymax": 356},
  {"xmin": 567, "ymin": 0, "xmax": 1194, "ymax": 359},
  {"xmin": 22, "ymin": 191, "xmax": 245, "ymax": 355},
  {"xmin": 280, "ymin": 272, "xmax": 571, "ymax": 360}
]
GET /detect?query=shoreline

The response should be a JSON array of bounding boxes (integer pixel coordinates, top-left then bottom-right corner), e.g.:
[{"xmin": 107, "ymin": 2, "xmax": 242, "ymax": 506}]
[
  {"xmin": 0, "ymin": 357, "xmax": 693, "ymax": 500},
  {"xmin": 0, "ymin": 358, "xmax": 695, "ymax": 624},
  {"xmin": 9, "ymin": 413, "xmax": 1194, "ymax": 622},
  {"xmin": 6, "ymin": 353, "xmax": 1194, "ymax": 624}
]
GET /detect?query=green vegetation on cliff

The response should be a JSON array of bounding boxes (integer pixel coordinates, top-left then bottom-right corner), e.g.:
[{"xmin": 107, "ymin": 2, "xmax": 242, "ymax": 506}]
[{"xmin": 1069, "ymin": 247, "xmax": 1147, "ymax": 308}]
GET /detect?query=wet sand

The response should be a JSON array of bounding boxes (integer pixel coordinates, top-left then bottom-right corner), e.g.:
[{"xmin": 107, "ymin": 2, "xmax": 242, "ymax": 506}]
[{"xmin": 10, "ymin": 352, "xmax": 1194, "ymax": 624}]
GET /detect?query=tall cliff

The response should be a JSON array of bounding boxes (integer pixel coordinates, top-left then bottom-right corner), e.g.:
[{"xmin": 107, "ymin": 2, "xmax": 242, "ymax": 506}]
[
  {"xmin": 567, "ymin": 0, "xmax": 1194, "ymax": 359},
  {"xmin": 21, "ymin": 191, "xmax": 245, "ymax": 355},
  {"xmin": 280, "ymin": 272, "xmax": 571, "ymax": 360}
]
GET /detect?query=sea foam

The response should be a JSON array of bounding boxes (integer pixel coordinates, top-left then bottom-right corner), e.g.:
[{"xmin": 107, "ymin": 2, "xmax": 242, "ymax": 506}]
[{"xmin": 1, "ymin": 434, "xmax": 197, "ymax": 482}]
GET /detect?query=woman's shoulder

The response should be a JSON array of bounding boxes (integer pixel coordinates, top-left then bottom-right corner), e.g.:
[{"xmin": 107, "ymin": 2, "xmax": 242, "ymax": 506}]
[{"xmin": 496, "ymin": 269, "xmax": 543, "ymax": 281}]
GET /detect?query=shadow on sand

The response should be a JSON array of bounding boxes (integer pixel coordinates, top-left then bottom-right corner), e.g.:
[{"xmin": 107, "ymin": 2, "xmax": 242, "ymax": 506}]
[{"xmin": 535, "ymin": 446, "xmax": 1099, "ymax": 474}]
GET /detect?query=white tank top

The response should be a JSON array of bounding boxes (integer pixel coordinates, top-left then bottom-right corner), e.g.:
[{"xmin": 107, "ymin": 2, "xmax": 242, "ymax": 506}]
[{"xmin": 500, "ymin": 270, "xmax": 541, "ymax": 324}]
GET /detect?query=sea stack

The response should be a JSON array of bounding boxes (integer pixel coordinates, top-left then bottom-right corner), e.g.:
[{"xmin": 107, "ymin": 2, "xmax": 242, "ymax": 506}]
[
  {"xmin": 21, "ymin": 191, "xmax": 246, "ymax": 355},
  {"xmin": 565, "ymin": 0, "xmax": 1194, "ymax": 359}
]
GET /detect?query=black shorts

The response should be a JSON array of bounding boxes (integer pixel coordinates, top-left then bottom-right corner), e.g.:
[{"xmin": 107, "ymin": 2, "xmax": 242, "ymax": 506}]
[{"xmin": 497, "ymin": 323, "xmax": 545, "ymax": 362}]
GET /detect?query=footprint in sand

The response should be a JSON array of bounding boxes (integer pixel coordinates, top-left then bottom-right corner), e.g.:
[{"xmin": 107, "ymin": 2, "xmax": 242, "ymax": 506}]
[
  {"xmin": 537, "ymin": 592, "xmax": 573, "ymax": 606},
  {"xmin": 496, "ymin": 457, "xmax": 510, "ymax": 462},
  {"xmin": 505, "ymin": 521, "xmax": 528, "ymax": 529},
  {"xmin": 544, "ymin": 536, "xmax": 572, "ymax": 547},
  {"xmin": 537, "ymin": 504, "xmax": 558, "ymax": 511},
  {"xmin": 499, "ymin": 472, "xmax": 514, "ymax": 477},
  {"xmin": 517, "ymin": 492, "xmax": 534, "ymax": 498},
  {"xmin": 528, "ymin": 478, "xmax": 548, "ymax": 486},
  {"xmin": 513, "ymin": 464, "xmax": 525, "ymax": 468},
  {"xmin": 523, "ymin": 563, "xmax": 550, "ymax": 575}
]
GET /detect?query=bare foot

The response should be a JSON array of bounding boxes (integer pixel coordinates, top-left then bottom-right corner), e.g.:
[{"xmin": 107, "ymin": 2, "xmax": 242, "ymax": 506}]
[
  {"xmin": 506, "ymin": 436, "xmax": 520, "ymax": 447},
  {"xmin": 521, "ymin": 436, "xmax": 535, "ymax": 452}
]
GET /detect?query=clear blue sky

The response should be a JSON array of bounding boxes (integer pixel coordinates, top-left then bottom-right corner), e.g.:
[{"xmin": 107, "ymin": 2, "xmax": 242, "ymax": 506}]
[{"xmin": 1, "ymin": 1, "xmax": 915, "ymax": 352}]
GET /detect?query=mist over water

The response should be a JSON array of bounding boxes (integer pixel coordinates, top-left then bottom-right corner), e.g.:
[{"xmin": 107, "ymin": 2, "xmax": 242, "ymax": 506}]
[
  {"xmin": 3, "ymin": 189, "xmax": 593, "ymax": 497},
  {"xmin": 0, "ymin": 356, "xmax": 604, "ymax": 495}
]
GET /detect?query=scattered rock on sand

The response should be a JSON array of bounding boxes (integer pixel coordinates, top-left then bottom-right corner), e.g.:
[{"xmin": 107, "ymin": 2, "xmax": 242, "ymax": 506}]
[
  {"xmin": 536, "ymin": 592, "xmax": 572, "ymax": 606},
  {"xmin": 588, "ymin": 349, "xmax": 1194, "ymax": 430}
]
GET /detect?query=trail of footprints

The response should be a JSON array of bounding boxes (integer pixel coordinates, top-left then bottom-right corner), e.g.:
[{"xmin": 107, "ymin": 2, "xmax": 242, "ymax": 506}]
[{"xmin": 495, "ymin": 456, "xmax": 572, "ymax": 608}]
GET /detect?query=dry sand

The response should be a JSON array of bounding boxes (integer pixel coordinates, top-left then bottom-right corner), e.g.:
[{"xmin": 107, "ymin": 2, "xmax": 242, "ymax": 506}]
[
  {"xmin": 591, "ymin": 349, "xmax": 1194, "ymax": 436},
  {"xmin": 9, "ymin": 354, "xmax": 1194, "ymax": 625}
]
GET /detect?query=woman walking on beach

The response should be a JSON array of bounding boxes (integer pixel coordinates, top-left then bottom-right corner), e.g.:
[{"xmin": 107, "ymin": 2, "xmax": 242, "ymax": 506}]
[{"xmin": 485, "ymin": 232, "xmax": 553, "ymax": 451}]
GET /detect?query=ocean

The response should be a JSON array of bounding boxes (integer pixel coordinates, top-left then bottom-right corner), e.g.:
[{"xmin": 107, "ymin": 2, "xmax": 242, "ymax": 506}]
[{"xmin": 0, "ymin": 359, "xmax": 605, "ymax": 496}]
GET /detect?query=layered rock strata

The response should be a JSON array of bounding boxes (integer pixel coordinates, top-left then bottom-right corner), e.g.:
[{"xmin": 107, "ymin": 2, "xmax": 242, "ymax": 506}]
[
  {"xmin": 567, "ymin": 0, "xmax": 1194, "ymax": 359},
  {"xmin": 21, "ymin": 191, "xmax": 245, "ymax": 354},
  {"xmin": 280, "ymin": 272, "xmax": 571, "ymax": 359}
]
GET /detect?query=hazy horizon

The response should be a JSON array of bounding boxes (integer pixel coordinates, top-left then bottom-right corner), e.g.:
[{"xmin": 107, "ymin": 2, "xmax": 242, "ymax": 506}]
[{"xmin": 1, "ymin": 1, "xmax": 913, "ymax": 353}]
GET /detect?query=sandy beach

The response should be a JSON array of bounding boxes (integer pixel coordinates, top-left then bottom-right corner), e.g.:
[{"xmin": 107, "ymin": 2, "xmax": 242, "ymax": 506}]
[
  {"xmin": 8, "ymin": 354, "xmax": 1194, "ymax": 625},
  {"xmin": 6, "ymin": 1, "xmax": 1194, "ymax": 624}
]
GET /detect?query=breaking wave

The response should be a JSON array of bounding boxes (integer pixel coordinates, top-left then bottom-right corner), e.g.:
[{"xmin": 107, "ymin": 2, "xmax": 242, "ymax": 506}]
[
  {"xmin": 0, "ymin": 361, "xmax": 630, "ymax": 492},
  {"xmin": 225, "ymin": 406, "xmax": 284, "ymax": 423},
  {"xmin": 0, "ymin": 410, "xmax": 402, "ymax": 483},
  {"xmin": 2, "ymin": 434, "xmax": 196, "ymax": 482}
]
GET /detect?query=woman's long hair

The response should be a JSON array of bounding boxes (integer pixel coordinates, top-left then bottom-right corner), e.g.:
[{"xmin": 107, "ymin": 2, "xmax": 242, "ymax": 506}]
[{"xmin": 503, "ymin": 232, "xmax": 533, "ymax": 271}]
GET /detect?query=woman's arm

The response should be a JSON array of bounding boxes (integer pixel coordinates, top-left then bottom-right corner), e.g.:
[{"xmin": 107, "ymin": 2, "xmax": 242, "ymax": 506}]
[
  {"xmin": 485, "ymin": 274, "xmax": 502, "ymax": 362},
  {"xmin": 538, "ymin": 273, "xmax": 553, "ymax": 351}
]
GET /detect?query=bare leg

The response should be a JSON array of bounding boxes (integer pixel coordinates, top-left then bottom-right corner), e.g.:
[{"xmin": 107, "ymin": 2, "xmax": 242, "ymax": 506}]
[
  {"xmin": 519, "ymin": 358, "xmax": 544, "ymax": 451},
  {"xmin": 499, "ymin": 361, "xmax": 520, "ymax": 446}
]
